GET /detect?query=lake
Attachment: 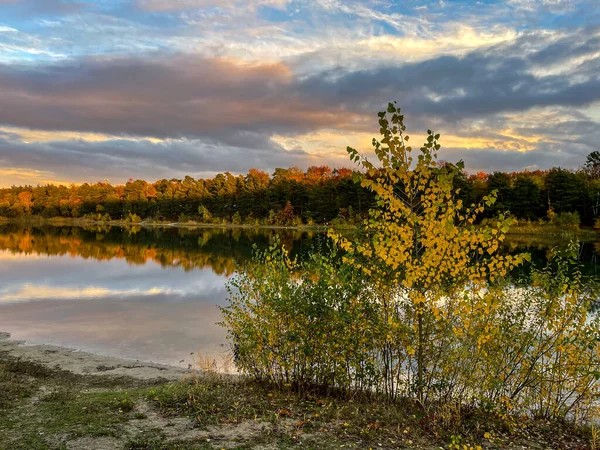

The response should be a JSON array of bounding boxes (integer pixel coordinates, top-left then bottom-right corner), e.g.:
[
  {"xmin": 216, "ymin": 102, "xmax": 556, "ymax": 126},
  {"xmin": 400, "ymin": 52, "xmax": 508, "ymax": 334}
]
[
  {"xmin": 0, "ymin": 224, "xmax": 320, "ymax": 367},
  {"xmin": 0, "ymin": 223, "xmax": 598, "ymax": 367}
]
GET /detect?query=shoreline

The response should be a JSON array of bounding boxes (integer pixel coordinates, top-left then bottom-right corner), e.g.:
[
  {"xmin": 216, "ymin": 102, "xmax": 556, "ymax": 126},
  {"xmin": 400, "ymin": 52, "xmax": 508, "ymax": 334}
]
[
  {"xmin": 1, "ymin": 216, "xmax": 598, "ymax": 237},
  {"xmin": 0, "ymin": 331, "xmax": 189, "ymax": 381},
  {"xmin": 0, "ymin": 333, "xmax": 591, "ymax": 449},
  {"xmin": 0, "ymin": 217, "xmax": 338, "ymax": 231}
]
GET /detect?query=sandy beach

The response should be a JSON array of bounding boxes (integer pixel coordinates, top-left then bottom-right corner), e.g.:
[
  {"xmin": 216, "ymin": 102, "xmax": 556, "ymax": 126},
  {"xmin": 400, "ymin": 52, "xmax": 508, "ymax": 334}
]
[{"xmin": 0, "ymin": 331, "xmax": 189, "ymax": 381}]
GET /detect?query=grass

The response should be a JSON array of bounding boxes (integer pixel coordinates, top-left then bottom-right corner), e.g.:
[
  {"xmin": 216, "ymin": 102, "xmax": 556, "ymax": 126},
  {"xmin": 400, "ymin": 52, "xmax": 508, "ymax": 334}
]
[
  {"xmin": 0, "ymin": 354, "xmax": 162, "ymax": 450},
  {"xmin": 0, "ymin": 350, "xmax": 593, "ymax": 449},
  {"xmin": 146, "ymin": 376, "xmax": 593, "ymax": 449}
]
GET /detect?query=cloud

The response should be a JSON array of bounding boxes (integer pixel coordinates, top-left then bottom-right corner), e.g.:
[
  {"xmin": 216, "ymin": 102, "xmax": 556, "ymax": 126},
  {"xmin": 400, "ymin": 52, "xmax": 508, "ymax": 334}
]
[
  {"xmin": 443, "ymin": 145, "xmax": 585, "ymax": 173},
  {"xmin": 0, "ymin": 12, "xmax": 599, "ymax": 181},
  {"xmin": 507, "ymin": 0, "xmax": 587, "ymax": 14},
  {"xmin": 0, "ymin": 55, "xmax": 357, "ymax": 139},
  {"xmin": 0, "ymin": 0, "xmax": 87, "ymax": 17},
  {"xmin": 0, "ymin": 25, "xmax": 67, "ymax": 62},
  {"xmin": 1, "ymin": 26, "xmax": 599, "ymax": 139},
  {"xmin": 0, "ymin": 131, "xmax": 316, "ymax": 186},
  {"xmin": 294, "ymin": 29, "xmax": 600, "ymax": 123},
  {"xmin": 135, "ymin": 0, "xmax": 290, "ymax": 12}
]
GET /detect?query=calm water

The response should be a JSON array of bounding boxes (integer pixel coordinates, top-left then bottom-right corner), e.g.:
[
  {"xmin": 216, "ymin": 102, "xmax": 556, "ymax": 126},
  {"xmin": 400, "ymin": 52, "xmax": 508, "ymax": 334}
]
[
  {"xmin": 0, "ymin": 224, "xmax": 598, "ymax": 367},
  {"xmin": 0, "ymin": 224, "xmax": 319, "ymax": 366}
]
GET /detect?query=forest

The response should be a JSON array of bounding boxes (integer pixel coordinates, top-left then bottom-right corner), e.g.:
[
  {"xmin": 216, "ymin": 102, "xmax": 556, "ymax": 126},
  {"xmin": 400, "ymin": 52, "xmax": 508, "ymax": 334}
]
[{"xmin": 1, "ymin": 151, "xmax": 600, "ymax": 227}]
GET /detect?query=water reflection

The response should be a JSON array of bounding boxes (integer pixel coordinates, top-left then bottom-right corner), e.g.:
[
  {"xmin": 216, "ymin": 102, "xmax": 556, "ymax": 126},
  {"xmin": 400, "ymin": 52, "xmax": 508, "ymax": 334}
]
[
  {"xmin": 0, "ymin": 224, "xmax": 320, "ymax": 366},
  {"xmin": 0, "ymin": 224, "xmax": 318, "ymax": 275}
]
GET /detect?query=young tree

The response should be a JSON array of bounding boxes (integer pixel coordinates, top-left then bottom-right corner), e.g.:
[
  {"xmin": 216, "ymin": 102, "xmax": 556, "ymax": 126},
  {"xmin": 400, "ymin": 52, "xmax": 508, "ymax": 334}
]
[{"xmin": 330, "ymin": 102, "xmax": 529, "ymax": 403}]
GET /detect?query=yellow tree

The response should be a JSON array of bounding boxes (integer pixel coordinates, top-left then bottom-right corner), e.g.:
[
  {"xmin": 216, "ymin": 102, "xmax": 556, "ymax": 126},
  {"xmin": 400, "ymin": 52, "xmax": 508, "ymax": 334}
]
[{"xmin": 330, "ymin": 102, "xmax": 529, "ymax": 405}]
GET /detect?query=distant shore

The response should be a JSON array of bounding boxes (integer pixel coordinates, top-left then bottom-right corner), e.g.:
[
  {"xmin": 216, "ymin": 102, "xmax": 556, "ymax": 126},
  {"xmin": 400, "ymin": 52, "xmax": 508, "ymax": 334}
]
[
  {"xmin": 0, "ymin": 216, "xmax": 354, "ymax": 231},
  {"xmin": 1, "ymin": 216, "xmax": 598, "ymax": 238}
]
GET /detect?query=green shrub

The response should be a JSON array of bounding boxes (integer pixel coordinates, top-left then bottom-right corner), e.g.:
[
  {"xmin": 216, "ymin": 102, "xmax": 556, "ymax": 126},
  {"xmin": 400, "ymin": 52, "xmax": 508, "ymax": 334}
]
[
  {"xmin": 221, "ymin": 239, "xmax": 382, "ymax": 393},
  {"xmin": 552, "ymin": 211, "xmax": 580, "ymax": 229}
]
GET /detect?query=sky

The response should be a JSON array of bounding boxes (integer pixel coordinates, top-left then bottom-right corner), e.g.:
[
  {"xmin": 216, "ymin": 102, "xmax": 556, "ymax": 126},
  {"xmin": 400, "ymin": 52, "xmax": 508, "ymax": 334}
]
[{"xmin": 0, "ymin": 0, "xmax": 599, "ymax": 186}]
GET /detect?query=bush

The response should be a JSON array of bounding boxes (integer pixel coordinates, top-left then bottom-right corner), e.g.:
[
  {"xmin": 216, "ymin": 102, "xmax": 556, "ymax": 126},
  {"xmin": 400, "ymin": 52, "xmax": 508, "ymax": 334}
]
[
  {"xmin": 231, "ymin": 211, "xmax": 242, "ymax": 225},
  {"xmin": 125, "ymin": 212, "xmax": 142, "ymax": 223},
  {"xmin": 198, "ymin": 205, "xmax": 212, "ymax": 223},
  {"xmin": 221, "ymin": 103, "xmax": 600, "ymax": 426},
  {"xmin": 552, "ymin": 211, "xmax": 580, "ymax": 229},
  {"xmin": 223, "ymin": 242, "xmax": 600, "ymax": 422},
  {"xmin": 222, "ymin": 239, "xmax": 382, "ymax": 393}
]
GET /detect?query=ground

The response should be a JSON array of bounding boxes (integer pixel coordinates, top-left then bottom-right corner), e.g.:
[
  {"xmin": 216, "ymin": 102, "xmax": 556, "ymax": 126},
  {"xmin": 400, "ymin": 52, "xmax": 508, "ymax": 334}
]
[{"xmin": 0, "ymin": 334, "xmax": 593, "ymax": 450}]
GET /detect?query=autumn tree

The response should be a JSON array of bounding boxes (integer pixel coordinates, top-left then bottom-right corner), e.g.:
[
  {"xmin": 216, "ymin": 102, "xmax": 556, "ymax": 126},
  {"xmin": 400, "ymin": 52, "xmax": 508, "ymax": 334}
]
[
  {"xmin": 2, "ymin": 158, "xmax": 598, "ymax": 225},
  {"xmin": 279, "ymin": 201, "xmax": 295, "ymax": 225},
  {"xmin": 17, "ymin": 191, "xmax": 34, "ymax": 215},
  {"xmin": 331, "ymin": 103, "xmax": 528, "ymax": 402}
]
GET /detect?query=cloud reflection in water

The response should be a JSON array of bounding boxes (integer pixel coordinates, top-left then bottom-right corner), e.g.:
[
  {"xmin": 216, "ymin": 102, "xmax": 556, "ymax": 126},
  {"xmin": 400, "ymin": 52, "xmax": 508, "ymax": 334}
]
[{"xmin": 0, "ymin": 249, "xmax": 230, "ymax": 366}]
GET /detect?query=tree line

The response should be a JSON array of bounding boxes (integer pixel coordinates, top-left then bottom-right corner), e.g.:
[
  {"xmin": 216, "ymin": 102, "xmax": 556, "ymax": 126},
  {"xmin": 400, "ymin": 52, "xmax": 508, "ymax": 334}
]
[{"xmin": 1, "ymin": 153, "xmax": 600, "ymax": 226}]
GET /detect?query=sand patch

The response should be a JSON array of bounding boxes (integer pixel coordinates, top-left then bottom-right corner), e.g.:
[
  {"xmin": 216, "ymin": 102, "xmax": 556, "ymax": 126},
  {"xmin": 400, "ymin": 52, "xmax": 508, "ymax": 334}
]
[
  {"xmin": 66, "ymin": 436, "xmax": 122, "ymax": 450},
  {"xmin": 0, "ymin": 332, "xmax": 189, "ymax": 381}
]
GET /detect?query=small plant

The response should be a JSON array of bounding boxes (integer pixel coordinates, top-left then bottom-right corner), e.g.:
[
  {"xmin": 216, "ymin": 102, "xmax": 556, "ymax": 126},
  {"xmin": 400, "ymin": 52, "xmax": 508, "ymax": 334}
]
[
  {"xmin": 117, "ymin": 393, "xmax": 135, "ymax": 413},
  {"xmin": 198, "ymin": 205, "xmax": 212, "ymax": 223}
]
